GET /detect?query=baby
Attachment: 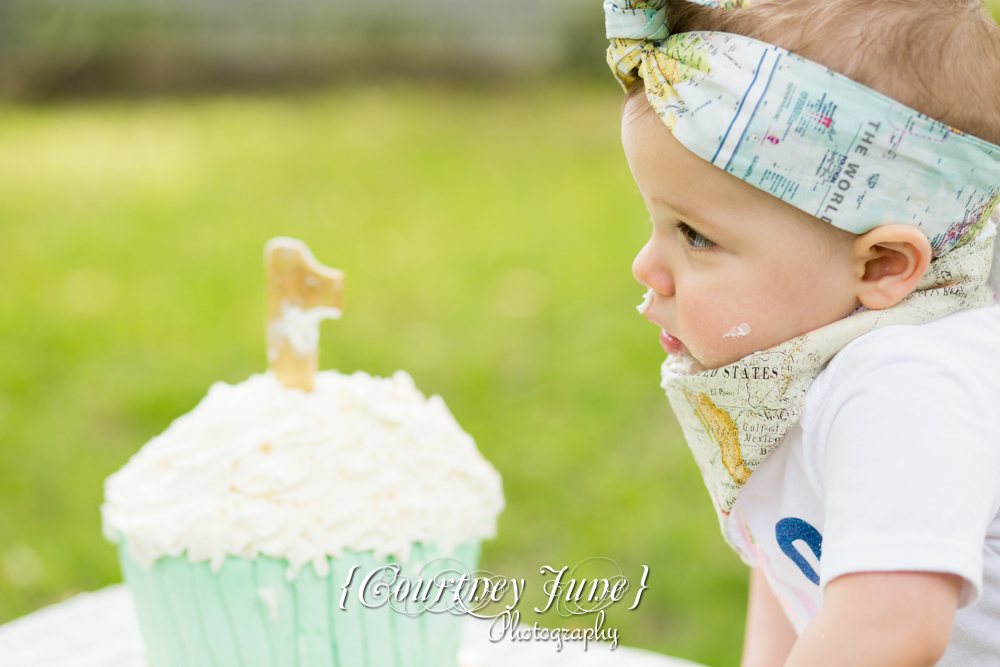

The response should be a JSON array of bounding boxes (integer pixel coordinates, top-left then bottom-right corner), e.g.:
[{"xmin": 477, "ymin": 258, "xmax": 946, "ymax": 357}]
[{"xmin": 607, "ymin": 0, "xmax": 1000, "ymax": 665}]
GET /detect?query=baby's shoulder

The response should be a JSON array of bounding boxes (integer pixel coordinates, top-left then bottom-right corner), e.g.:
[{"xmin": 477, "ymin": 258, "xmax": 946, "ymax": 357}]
[
  {"xmin": 831, "ymin": 305, "xmax": 1000, "ymax": 377},
  {"xmin": 808, "ymin": 306, "xmax": 1000, "ymax": 419}
]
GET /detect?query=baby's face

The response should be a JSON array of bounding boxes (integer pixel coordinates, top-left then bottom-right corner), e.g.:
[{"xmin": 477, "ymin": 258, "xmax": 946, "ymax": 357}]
[{"xmin": 623, "ymin": 99, "xmax": 862, "ymax": 369}]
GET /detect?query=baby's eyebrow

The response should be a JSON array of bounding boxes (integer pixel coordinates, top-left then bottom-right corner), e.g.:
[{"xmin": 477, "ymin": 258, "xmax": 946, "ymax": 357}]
[
  {"xmin": 647, "ymin": 185, "xmax": 736, "ymax": 233},
  {"xmin": 682, "ymin": 214, "xmax": 719, "ymax": 231},
  {"xmin": 656, "ymin": 197, "xmax": 720, "ymax": 231}
]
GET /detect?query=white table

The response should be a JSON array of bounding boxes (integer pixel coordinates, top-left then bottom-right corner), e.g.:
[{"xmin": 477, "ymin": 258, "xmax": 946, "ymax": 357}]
[{"xmin": 0, "ymin": 585, "xmax": 705, "ymax": 667}]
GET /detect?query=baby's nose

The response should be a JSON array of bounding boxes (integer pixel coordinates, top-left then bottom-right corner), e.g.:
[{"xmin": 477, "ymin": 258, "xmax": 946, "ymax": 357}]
[{"xmin": 632, "ymin": 241, "xmax": 674, "ymax": 296}]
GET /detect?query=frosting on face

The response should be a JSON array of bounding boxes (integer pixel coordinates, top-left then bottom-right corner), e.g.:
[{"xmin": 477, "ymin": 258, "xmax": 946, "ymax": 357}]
[
  {"xmin": 636, "ymin": 288, "xmax": 654, "ymax": 314},
  {"xmin": 102, "ymin": 370, "xmax": 504, "ymax": 578},
  {"xmin": 722, "ymin": 324, "xmax": 751, "ymax": 340}
]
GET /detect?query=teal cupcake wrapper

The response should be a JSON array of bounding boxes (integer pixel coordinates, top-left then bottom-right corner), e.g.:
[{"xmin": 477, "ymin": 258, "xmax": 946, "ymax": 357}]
[{"xmin": 119, "ymin": 541, "xmax": 479, "ymax": 667}]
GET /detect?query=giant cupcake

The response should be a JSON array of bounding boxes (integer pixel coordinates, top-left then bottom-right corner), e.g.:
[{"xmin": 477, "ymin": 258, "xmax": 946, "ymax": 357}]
[{"xmin": 101, "ymin": 238, "xmax": 504, "ymax": 667}]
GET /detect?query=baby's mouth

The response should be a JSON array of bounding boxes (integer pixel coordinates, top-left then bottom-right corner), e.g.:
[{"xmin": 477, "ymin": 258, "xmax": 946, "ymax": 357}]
[
  {"xmin": 659, "ymin": 331, "xmax": 706, "ymax": 377},
  {"xmin": 659, "ymin": 331, "xmax": 703, "ymax": 379},
  {"xmin": 637, "ymin": 290, "xmax": 696, "ymax": 359},
  {"xmin": 659, "ymin": 330, "xmax": 688, "ymax": 356}
]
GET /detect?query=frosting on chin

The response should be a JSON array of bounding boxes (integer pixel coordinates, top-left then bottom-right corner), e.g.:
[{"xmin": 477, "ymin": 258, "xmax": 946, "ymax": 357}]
[
  {"xmin": 102, "ymin": 370, "xmax": 504, "ymax": 579},
  {"xmin": 660, "ymin": 354, "xmax": 702, "ymax": 381}
]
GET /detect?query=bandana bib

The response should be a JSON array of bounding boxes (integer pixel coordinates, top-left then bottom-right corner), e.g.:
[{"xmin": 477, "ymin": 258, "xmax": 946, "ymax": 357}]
[{"xmin": 660, "ymin": 230, "xmax": 996, "ymax": 548}]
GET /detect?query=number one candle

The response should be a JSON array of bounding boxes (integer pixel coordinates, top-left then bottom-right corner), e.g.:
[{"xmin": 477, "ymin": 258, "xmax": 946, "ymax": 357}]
[{"xmin": 265, "ymin": 237, "xmax": 345, "ymax": 392}]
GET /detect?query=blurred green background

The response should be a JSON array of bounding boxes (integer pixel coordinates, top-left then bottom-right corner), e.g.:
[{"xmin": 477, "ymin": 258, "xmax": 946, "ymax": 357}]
[
  {"xmin": 0, "ymin": 84, "xmax": 748, "ymax": 664},
  {"xmin": 2, "ymin": 3, "xmax": 999, "ymax": 667}
]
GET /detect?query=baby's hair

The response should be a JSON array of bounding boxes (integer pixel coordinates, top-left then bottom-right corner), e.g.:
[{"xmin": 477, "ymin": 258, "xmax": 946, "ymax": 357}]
[{"xmin": 630, "ymin": 0, "xmax": 1000, "ymax": 145}]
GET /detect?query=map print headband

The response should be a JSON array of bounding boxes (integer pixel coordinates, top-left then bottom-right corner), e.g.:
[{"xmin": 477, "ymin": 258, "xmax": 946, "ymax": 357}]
[{"xmin": 605, "ymin": 0, "xmax": 1000, "ymax": 257}]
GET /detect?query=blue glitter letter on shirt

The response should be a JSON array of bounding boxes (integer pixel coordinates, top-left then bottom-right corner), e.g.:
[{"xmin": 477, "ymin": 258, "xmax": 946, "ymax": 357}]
[{"xmin": 775, "ymin": 517, "xmax": 823, "ymax": 585}]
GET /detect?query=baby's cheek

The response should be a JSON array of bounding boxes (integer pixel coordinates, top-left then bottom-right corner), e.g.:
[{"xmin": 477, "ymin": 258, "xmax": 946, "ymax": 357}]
[{"xmin": 681, "ymin": 287, "xmax": 758, "ymax": 366}]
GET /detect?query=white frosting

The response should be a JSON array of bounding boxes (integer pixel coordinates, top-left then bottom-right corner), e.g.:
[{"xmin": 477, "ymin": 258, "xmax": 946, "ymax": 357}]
[
  {"xmin": 723, "ymin": 323, "xmax": 751, "ymax": 339},
  {"xmin": 257, "ymin": 587, "xmax": 281, "ymax": 620},
  {"xmin": 102, "ymin": 370, "xmax": 504, "ymax": 579},
  {"xmin": 636, "ymin": 289, "xmax": 654, "ymax": 315},
  {"xmin": 660, "ymin": 354, "xmax": 700, "ymax": 381},
  {"xmin": 267, "ymin": 303, "xmax": 342, "ymax": 359}
]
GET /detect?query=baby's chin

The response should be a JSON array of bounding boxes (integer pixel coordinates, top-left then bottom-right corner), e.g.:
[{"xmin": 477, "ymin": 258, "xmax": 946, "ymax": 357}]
[
  {"xmin": 679, "ymin": 347, "xmax": 737, "ymax": 375},
  {"xmin": 661, "ymin": 352, "xmax": 705, "ymax": 380},
  {"xmin": 663, "ymin": 330, "xmax": 762, "ymax": 374},
  {"xmin": 660, "ymin": 331, "xmax": 710, "ymax": 374},
  {"xmin": 688, "ymin": 330, "xmax": 766, "ymax": 370}
]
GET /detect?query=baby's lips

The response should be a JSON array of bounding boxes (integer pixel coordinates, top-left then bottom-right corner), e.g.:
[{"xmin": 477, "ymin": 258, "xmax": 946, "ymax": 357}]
[{"xmin": 660, "ymin": 330, "xmax": 687, "ymax": 355}]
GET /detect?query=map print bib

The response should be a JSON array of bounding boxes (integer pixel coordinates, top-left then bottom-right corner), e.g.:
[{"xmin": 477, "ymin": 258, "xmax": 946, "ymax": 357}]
[{"xmin": 661, "ymin": 230, "xmax": 996, "ymax": 550}]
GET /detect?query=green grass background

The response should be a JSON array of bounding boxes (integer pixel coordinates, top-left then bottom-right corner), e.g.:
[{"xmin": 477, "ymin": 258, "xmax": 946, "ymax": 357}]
[
  {"xmin": 7, "ymin": 0, "xmax": 1000, "ymax": 653},
  {"xmin": 0, "ymin": 83, "xmax": 749, "ymax": 665},
  {"xmin": 7, "ymin": 5, "xmax": 1000, "ymax": 665}
]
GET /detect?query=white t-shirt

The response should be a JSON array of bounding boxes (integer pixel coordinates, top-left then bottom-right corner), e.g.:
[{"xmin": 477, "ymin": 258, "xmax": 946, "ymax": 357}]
[{"xmin": 728, "ymin": 305, "xmax": 1000, "ymax": 664}]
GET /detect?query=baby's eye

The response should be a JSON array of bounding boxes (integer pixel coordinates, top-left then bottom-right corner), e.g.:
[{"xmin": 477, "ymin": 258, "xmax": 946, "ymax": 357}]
[{"xmin": 675, "ymin": 222, "xmax": 717, "ymax": 249}]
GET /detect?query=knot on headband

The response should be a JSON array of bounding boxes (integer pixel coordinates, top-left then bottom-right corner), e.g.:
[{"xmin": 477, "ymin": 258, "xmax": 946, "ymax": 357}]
[
  {"xmin": 605, "ymin": 1, "xmax": 750, "ymax": 92},
  {"xmin": 604, "ymin": 0, "xmax": 669, "ymax": 42},
  {"xmin": 605, "ymin": 0, "xmax": 1000, "ymax": 257}
]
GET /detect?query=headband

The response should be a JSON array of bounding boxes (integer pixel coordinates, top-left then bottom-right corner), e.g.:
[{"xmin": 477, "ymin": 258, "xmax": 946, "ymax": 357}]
[{"xmin": 606, "ymin": 0, "xmax": 1000, "ymax": 257}]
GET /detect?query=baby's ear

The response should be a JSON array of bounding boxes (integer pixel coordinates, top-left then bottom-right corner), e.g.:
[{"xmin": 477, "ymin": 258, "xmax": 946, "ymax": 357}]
[{"xmin": 852, "ymin": 224, "xmax": 932, "ymax": 310}]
